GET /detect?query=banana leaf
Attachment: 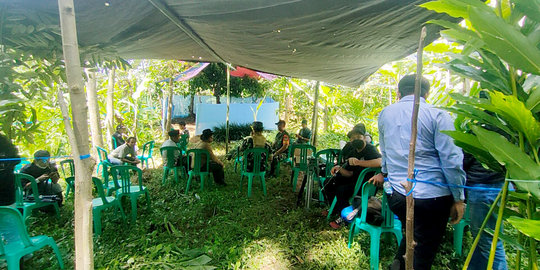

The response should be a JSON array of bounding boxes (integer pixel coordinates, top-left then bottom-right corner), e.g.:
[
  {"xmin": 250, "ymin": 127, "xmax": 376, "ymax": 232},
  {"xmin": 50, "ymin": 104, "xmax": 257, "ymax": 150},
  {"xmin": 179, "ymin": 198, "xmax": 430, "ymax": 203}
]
[{"xmin": 507, "ymin": 216, "xmax": 540, "ymax": 241}]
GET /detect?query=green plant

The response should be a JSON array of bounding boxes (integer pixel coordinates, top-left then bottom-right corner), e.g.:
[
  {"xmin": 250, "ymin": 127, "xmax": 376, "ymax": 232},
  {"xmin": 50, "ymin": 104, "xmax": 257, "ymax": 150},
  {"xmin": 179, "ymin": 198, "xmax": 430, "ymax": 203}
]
[{"xmin": 422, "ymin": 0, "xmax": 540, "ymax": 269}]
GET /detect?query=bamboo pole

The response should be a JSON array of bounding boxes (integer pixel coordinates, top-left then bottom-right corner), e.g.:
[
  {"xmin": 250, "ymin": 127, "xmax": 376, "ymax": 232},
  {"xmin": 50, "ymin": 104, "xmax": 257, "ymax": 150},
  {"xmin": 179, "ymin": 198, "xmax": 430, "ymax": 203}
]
[
  {"xmin": 165, "ymin": 77, "xmax": 174, "ymax": 138},
  {"xmin": 57, "ymin": 0, "xmax": 94, "ymax": 268},
  {"xmin": 225, "ymin": 65, "xmax": 231, "ymax": 154},
  {"xmin": 105, "ymin": 68, "xmax": 115, "ymax": 149},
  {"xmin": 86, "ymin": 70, "xmax": 104, "ymax": 152},
  {"xmin": 311, "ymin": 81, "xmax": 320, "ymax": 146},
  {"xmin": 403, "ymin": 26, "xmax": 427, "ymax": 270}
]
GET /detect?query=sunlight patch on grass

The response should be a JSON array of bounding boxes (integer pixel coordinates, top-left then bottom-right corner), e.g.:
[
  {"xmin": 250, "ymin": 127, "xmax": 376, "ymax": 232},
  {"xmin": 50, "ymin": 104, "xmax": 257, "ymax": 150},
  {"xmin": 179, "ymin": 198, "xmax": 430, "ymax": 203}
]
[{"xmin": 237, "ymin": 238, "xmax": 290, "ymax": 269}]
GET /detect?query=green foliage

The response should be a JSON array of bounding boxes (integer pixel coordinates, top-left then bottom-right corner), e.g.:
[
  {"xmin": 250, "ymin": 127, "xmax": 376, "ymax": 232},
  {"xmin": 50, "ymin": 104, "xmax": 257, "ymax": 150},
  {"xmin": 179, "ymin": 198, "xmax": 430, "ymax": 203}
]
[
  {"xmin": 423, "ymin": 1, "xmax": 540, "ymax": 268},
  {"xmin": 189, "ymin": 63, "xmax": 269, "ymax": 103},
  {"xmin": 213, "ymin": 123, "xmax": 252, "ymax": 142}
]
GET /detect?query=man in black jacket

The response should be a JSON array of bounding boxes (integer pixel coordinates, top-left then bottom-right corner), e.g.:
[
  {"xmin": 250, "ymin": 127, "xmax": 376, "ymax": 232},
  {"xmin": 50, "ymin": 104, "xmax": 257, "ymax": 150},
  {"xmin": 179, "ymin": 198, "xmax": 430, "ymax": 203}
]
[{"xmin": 0, "ymin": 134, "xmax": 20, "ymax": 206}]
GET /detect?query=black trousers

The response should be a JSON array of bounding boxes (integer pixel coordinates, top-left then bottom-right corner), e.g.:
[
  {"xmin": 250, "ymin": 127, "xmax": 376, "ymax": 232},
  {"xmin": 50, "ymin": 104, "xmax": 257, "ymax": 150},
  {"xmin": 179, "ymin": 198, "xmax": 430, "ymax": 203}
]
[
  {"xmin": 202, "ymin": 161, "xmax": 225, "ymax": 184},
  {"xmin": 322, "ymin": 174, "xmax": 356, "ymax": 215},
  {"xmin": 388, "ymin": 192, "xmax": 453, "ymax": 270}
]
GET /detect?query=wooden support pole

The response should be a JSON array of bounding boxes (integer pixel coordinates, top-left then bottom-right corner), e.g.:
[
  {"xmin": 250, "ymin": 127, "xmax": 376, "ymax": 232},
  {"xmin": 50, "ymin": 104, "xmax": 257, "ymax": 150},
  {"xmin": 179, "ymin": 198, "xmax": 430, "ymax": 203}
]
[
  {"xmin": 105, "ymin": 68, "xmax": 115, "ymax": 149},
  {"xmin": 86, "ymin": 70, "xmax": 104, "ymax": 152},
  {"xmin": 57, "ymin": 0, "xmax": 94, "ymax": 268},
  {"xmin": 225, "ymin": 65, "xmax": 231, "ymax": 154},
  {"xmin": 165, "ymin": 77, "xmax": 174, "ymax": 138},
  {"xmin": 403, "ymin": 26, "xmax": 427, "ymax": 270},
  {"xmin": 311, "ymin": 81, "xmax": 320, "ymax": 146}
]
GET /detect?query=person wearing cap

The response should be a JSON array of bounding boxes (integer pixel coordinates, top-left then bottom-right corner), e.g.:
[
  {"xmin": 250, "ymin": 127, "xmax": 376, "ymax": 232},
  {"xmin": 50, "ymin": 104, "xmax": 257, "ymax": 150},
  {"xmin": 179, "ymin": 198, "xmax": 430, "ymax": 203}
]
[
  {"xmin": 0, "ymin": 134, "xmax": 20, "ymax": 206},
  {"xmin": 20, "ymin": 150, "xmax": 63, "ymax": 203},
  {"xmin": 109, "ymin": 137, "xmax": 140, "ymax": 165},
  {"xmin": 162, "ymin": 129, "xmax": 183, "ymax": 166},
  {"xmin": 239, "ymin": 121, "xmax": 272, "ymax": 172},
  {"xmin": 269, "ymin": 120, "xmax": 290, "ymax": 177},
  {"xmin": 294, "ymin": 119, "xmax": 312, "ymax": 144},
  {"xmin": 112, "ymin": 124, "xmax": 127, "ymax": 149},
  {"xmin": 325, "ymin": 126, "xmax": 382, "ymax": 227},
  {"xmin": 370, "ymin": 74, "xmax": 465, "ymax": 270},
  {"xmin": 191, "ymin": 129, "xmax": 226, "ymax": 186},
  {"xmin": 178, "ymin": 121, "xmax": 190, "ymax": 139}
]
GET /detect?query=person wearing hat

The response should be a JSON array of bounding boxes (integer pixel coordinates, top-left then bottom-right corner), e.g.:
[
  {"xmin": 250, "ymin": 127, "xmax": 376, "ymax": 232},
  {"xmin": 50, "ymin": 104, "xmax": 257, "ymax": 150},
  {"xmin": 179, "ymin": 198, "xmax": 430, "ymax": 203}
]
[
  {"xmin": 191, "ymin": 129, "xmax": 226, "ymax": 186},
  {"xmin": 269, "ymin": 120, "xmax": 290, "ymax": 177},
  {"xmin": 324, "ymin": 126, "xmax": 382, "ymax": 227},
  {"xmin": 370, "ymin": 74, "xmax": 465, "ymax": 269},
  {"xmin": 239, "ymin": 121, "xmax": 272, "ymax": 172},
  {"xmin": 112, "ymin": 124, "xmax": 127, "ymax": 149},
  {"xmin": 20, "ymin": 150, "xmax": 63, "ymax": 204},
  {"xmin": 294, "ymin": 119, "xmax": 312, "ymax": 144},
  {"xmin": 162, "ymin": 129, "xmax": 183, "ymax": 166},
  {"xmin": 109, "ymin": 137, "xmax": 140, "ymax": 165}
]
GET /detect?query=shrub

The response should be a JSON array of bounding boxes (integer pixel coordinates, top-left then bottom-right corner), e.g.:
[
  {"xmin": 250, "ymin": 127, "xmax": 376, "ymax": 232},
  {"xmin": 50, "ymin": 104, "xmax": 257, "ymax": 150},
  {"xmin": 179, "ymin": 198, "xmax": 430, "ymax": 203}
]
[{"xmin": 213, "ymin": 123, "xmax": 253, "ymax": 142}]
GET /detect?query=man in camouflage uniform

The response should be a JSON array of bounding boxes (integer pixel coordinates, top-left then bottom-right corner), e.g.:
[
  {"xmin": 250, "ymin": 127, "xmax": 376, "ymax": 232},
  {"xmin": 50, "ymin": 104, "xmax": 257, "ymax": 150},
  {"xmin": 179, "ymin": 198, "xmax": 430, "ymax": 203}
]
[{"xmin": 269, "ymin": 120, "xmax": 290, "ymax": 177}]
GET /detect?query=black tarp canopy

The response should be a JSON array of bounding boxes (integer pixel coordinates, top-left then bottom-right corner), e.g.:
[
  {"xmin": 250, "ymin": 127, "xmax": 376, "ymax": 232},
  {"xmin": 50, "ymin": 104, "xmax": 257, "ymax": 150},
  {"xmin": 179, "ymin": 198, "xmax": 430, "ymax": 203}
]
[{"xmin": 7, "ymin": 0, "xmax": 448, "ymax": 86}]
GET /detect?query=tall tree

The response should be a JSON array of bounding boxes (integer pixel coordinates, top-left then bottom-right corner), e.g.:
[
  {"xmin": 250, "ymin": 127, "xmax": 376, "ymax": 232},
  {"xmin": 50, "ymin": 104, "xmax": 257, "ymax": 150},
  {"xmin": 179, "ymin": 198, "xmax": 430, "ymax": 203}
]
[
  {"xmin": 57, "ymin": 0, "xmax": 94, "ymax": 268},
  {"xmin": 105, "ymin": 68, "xmax": 115, "ymax": 149},
  {"xmin": 86, "ymin": 70, "xmax": 103, "ymax": 152}
]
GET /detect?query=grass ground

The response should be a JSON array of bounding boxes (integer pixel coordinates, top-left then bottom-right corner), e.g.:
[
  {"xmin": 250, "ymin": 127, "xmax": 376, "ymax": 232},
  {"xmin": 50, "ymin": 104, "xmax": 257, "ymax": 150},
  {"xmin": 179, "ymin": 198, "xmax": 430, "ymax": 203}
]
[{"xmin": 22, "ymin": 146, "xmax": 473, "ymax": 270}]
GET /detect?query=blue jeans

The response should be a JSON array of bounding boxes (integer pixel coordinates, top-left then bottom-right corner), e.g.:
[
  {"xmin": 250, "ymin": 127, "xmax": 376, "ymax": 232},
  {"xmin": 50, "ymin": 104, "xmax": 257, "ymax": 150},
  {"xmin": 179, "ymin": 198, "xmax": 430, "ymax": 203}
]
[{"xmin": 467, "ymin": 182, "xmax": 507, "ymax": 270}]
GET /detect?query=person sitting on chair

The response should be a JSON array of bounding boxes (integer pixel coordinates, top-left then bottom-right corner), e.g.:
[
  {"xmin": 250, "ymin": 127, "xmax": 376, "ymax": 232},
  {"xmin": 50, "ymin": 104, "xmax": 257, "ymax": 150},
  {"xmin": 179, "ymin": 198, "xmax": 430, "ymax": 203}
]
[
  {"xmin": 162, "ymin": 129, "xmax": 183, "ymax": 167},
  {"xmin": 295, "ymin": 119, "xmax": 311, "ymax": 144},
  {"xmin": 191, "ymin": 129, "xmax": 226, "ymax": 186},
  {"xmin": 325, "ymin": 127, "xmax": 381, "ymax": 227},
  {"xmin": 20, "ymin": 150, "xmax": 63, "ymax": 205},
  {"xmin": 0, "ymin": 134, "xmax": 20, "ymax": 206},
  {"xmin": 109, "ymin": 137, "xmax": 140, "ymax": 165},
  {"xmin": 179, "ymin": 121, "xmax": 190, "ymax": 139},
  {"xmin": 112, "ymin": 124, "xmax": 127, "ymax": 149},
  {"xmin": 269, "ymin": 120, "xmax": 290, "ymax": 177},
  {"xmin": 239, "ymin": 121, "xmax": 272, "ymax": 172}
]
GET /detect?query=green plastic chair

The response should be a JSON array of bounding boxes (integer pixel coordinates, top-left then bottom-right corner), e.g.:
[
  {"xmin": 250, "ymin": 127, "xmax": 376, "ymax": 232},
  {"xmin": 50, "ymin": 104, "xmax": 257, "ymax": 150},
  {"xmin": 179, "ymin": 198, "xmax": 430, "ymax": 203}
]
[
  {"xmin": 177, "ymin": 134, "xmax": 189, "ymax": 154},
  {"xmin": 289, "ymin": 144, "xmax": 316, "ymax": 192},
  {"xmin": 0, "ymin": 206, "xmax": 64, "ymax": 269},
  {"xmin": 233, "ymin": 146, "xmax": 243, "ymax": 173},
  {"xmin": 240, "ymin": 148, "xmax": 269, "ymax": 197},
  {"xmin": 315, "ymin": 149, "xmax": 341, "ymax": 202},
  {"xmin": 112, "ymin": 136, "xmax": 118, "ymax": 149},
  {"xmin": 137, "ymin": 140, "xmax": 155, "ymax": 169},
  {"xmin": 60, "ymin": 159, "xmax": 75, "ymax": 198},
  {"xmin": 13, "ymin": 160, "xmax": 30, "ymax": 173},
  {"xmin": 90, "ymin": 177, "xmax": 126, "ymax": 236},
  {"xmin": 110, "ymin": 165, "xmax": 151, "ymax": 223},
  {"xmin": 327, "ymin": 167, "xmax": 381, "ymax": 221},
  {"xmin": 185, "ymin": 149, "xmax": 210, "ymax": 194},
  {"xmin": 347, "ymin": 182, "xmax": 402, "ymax": 270},
  {"xmin": 452, "ymin": 204, "xmax": 470, "ymax": 256},
  {"xmin": 160, "ymin": 146, "xmax": 185, "ymax": 184},
  {"xmin": 14, "ymin": 173, "xmax": 60, "ymax": 222},
  {"xmin": 96, "ymin": 146, "xmax": 110, "ymax": 174}
]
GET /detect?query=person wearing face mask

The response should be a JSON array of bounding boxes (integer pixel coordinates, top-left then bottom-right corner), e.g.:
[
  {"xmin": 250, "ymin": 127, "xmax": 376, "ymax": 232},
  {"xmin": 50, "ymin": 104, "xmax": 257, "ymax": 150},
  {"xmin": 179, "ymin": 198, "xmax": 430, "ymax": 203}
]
[
  {"xmin": 109, "ymin": 136, "xmax": 141, "ymax": 165},
  {"xmin": 20, "ymin": 150, "xmax": 63, "ymax": 204}
]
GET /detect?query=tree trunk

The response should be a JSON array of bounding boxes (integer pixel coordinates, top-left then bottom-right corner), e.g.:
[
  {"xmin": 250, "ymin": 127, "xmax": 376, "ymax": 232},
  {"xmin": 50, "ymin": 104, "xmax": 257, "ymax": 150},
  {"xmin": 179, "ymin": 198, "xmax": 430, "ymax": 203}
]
[
  {"xmin": 311, "ymin": 81, "xmax": 320, "ymax": 146},
  {"xmin": 165, "ymin": 78, "xmax": 174, "ymax": 138},
  {"xmin": 105, "ymin": 68, "xmax": 115, "ymax": 149},
  {"xmin": 189, "ymin": 93, "xmax": 195, "ymax": 117},
  {"xmin": 57, "ymin": 0, "xmax": 94, "ymax": 268},
  {"xmin": 86, "ymin": 70, "xmax": 104, "ymax": 153},
  {"xmin": 284, "ymin": 79, "xmax": 292, "ymax": 123},
  {"xmin": 215, "ymin": 89, "xmax": 221, "ymax": 104}
]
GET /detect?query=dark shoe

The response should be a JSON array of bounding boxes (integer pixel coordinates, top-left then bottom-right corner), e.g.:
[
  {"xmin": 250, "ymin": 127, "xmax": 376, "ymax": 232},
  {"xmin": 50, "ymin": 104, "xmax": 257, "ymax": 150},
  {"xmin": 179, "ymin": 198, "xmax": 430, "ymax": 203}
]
[{"xmin": 329, "ymin": 217, "xmax": 344, "ymax": 229}]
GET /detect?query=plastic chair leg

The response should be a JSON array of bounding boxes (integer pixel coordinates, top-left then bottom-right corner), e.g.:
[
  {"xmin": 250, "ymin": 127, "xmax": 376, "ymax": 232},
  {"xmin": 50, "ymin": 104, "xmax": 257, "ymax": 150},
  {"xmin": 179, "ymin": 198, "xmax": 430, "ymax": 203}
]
[
  {"xmin": 93, "ymin": 209, "xmax": 102, "ymax": 236},
  {"xmin": 200, "ymin": 175, "xmax": 205, "ymax": 191},
  {"xmin": 53, "ymin": 203, "xmax": 61, "ymax": 218},
  {"xmin": 130, "ymin": 195, "xmax": 138, "ymax": 223},
  {"xmin": 65, "ymin": 184, "xmax": 71, "ymax": 198},
  {"xmin": 185, "ymin": 174, "xmax": 193, "ymax": 194},
  {"xmin": 292, "ymin": 169, "xmax": 300, "ymax": 192},
  {"xmin": 327, "ymin": 197, "xmax": 337, "ymax": 221},
  {"xmin": 162, "ymin": 168, "xmax": 169, "ymax": 184},
  {"xmin": 393, "ymin": 228, "xmax": 403, "ymax": 245},
  {"xmin": 48, "ymin": 238, "xmax": 65, "ymax": 269},
  {"xmin": 453, "ymin": 223, "xmax": 465, "ymax": 256},
  {"xmin": 116, "ymin": 201, "xmax": 127, "ymax": 221},
  {"xmin": 7, "ymin": 256, "xmax": 21, "ymax": 270},
  {"xmin": 369, "ymin": 232, "xmax": 382, "ymax": 270},
  {"xmin": 145, "ymin": 190, "xmax": 151, "ymax": 207},
  {"xmin": 261, "ymin": 174, "xmax": 267, "ymax": 196},
  {"xmin": 174, "ymin": 168, "xmax": 179, "ymax": 184},
  {"xmin": 247, "ymin": 175, "xmax": 253, "ymax": 197},
  {"xmin": 348, "ymin": 222, "xmax": 357, "ymax": 248}
]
